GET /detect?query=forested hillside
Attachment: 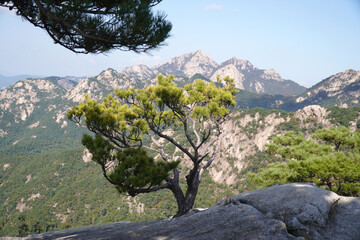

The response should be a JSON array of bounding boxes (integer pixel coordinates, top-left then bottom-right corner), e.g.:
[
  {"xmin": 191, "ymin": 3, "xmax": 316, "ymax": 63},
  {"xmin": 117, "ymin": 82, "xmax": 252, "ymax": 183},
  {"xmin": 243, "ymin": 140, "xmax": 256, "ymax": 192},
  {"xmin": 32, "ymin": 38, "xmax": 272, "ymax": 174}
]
[
  {"xmin": 1, "ymin": 102, "xmax": 359, "ymax": 236},
  {"xmin": 0, "ymin": 54, "xmax": 359, "ymax": 237}
]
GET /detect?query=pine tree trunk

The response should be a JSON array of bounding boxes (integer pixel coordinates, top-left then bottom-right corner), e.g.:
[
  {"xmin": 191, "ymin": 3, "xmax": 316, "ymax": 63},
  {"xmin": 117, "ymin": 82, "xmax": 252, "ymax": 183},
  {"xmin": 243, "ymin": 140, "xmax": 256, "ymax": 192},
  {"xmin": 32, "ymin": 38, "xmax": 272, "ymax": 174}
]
[
  {"xmin": 170, "ymin": 168, "xmax": 200, "ymax": 217},
  {"xmin": 171, "ymin": 185, "xmax": 198, "ymax": 217},
  {"xmin": 169, "ymin": 181, "xmax": 186, "ymax": 217}
]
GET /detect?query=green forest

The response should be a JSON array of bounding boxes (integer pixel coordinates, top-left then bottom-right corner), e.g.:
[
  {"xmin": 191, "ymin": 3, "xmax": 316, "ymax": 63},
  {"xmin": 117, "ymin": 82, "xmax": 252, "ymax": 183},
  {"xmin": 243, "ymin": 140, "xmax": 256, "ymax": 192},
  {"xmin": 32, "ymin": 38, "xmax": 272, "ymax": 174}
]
[
  {"xmin": 1, "ymin": 105, "xmax": 359, "ymax": 237},
  {"xmin": 1, "ymin": 0, "xmax": 359, "ymax": 238}
]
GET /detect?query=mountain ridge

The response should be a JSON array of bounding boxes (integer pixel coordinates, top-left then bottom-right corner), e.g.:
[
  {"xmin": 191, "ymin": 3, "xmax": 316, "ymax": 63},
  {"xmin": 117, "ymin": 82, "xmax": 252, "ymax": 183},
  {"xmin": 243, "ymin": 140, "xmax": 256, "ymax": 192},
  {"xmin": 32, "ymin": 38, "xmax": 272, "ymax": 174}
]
[
  {"xmin": 1, "ymin": 76, "xmax": 359, "ymax": 237},
  {"xmin": 120, "ymin": 50, "xmax": 306, "ymax": 96},
  {"xmin": 295, "ymin": 69, "xmax": 360, "ymax": 108}
]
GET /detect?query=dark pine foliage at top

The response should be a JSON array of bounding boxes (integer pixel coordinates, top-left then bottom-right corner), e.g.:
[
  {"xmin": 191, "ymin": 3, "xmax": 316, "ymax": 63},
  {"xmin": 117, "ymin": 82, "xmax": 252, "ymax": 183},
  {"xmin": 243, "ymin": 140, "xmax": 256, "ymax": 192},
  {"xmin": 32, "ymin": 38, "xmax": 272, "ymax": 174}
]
[{"xmin": 0, "ymin": 0, "xmax": 172, "ymax": 54}]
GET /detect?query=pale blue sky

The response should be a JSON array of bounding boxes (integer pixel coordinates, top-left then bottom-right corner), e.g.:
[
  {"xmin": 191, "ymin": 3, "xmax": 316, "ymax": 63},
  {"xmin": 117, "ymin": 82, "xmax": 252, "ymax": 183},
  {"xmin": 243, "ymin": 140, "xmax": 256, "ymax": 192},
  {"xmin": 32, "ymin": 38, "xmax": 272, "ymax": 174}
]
[{"xmin": 0, "ymin": 0, "xmax": 359, "ymax": 87}]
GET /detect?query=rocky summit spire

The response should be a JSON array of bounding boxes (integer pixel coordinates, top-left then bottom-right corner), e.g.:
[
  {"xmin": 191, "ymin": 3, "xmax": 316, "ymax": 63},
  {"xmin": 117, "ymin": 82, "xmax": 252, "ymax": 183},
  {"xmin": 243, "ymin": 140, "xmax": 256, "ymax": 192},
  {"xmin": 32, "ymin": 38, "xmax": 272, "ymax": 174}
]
[{"xmin": 153, "ymin": 50, "xmax": 218, "ymax": 78}]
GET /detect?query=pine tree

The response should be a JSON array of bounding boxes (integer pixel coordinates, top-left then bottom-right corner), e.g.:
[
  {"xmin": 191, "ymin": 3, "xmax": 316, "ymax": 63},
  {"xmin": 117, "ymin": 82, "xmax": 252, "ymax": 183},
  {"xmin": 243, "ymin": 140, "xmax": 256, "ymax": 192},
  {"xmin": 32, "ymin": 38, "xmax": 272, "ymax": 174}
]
[
  {"xmin": 0, "ymin": 0, "xmax": 172, "ymax": 53},
  {"xmin": 249, "ymin": 127, "xmax": 360, "ymax": 196},
  {"xmin": 68, "ymin": 75, "xmax": 238, "ymax": 216}
]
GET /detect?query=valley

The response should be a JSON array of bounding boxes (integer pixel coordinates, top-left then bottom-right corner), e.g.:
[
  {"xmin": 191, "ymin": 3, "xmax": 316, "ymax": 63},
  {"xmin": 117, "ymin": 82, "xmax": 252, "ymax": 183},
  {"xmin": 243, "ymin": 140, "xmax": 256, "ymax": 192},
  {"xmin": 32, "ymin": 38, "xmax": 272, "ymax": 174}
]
[{"xmin": 0, "ymin": 51, "xmax": 359, "ymax": 237}]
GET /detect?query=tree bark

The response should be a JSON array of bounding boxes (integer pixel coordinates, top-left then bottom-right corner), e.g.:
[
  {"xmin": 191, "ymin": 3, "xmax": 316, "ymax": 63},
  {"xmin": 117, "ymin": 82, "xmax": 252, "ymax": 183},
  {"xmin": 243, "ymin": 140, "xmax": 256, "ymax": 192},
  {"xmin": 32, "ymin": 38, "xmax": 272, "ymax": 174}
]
[{"xmin": 169, "ymin": 168, "xmax": 201, "ymax": 217}]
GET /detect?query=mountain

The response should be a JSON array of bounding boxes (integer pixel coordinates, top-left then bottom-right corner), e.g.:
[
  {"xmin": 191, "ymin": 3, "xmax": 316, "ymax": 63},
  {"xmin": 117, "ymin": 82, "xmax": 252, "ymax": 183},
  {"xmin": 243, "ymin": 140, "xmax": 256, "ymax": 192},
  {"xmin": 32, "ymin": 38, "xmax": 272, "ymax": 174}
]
[
  {"xmin": 122, "ymin": 50, "xmax": 306, "ymax": 96},
  {"xmin": 4, "ymin": 92, "xmax": 358, "ymax": 237},
  {"xmin": 294, "ymin": 69, "xmax": 360, "ymax": 108},
  {"xmin": 236, "ymin": 69, "xmax": 360, "ymax": 111},
  {"xmin": 1, "ymin": 53, "xmax": 360, "ymax": 237},
  {"xmin": 161, "ymin": 50, "xmax": 307, "ymax": 96},
  {"xmin": 0, "ymin": 78, "xmax": 66, "ymax": 123},
  {"xmin": 154, "ymin": 50, "xmax": 219, "ymax": 79},
  {"xmin": 121, "ymin": 64, "xmax": 156, "ymax": 80},
  {"xmin": 209, "ymin": 57, "xmax": 305, "ymax": 96},
  {"xmin": 44, "ymin": 76, "xmax": 84, "ymax": 90},
  {"xmin": 64, "ymin": 68, "xmax": 160, "ymax": 102},
  {"xmin": 0, "ymin": 74, "xmax": 85, "ymax": 91},
  {"xmin": 60, "ymin": 50, "xmax": 306, "ymax": 105}
]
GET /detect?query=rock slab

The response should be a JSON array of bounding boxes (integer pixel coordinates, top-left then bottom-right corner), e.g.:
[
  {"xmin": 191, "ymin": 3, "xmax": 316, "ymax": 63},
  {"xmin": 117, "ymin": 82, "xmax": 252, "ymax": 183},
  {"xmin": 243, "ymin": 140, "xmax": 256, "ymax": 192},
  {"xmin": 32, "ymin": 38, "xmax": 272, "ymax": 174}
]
[{"xmin": 4, "ymin": 183, "xmax": 360, "ymax": 240}]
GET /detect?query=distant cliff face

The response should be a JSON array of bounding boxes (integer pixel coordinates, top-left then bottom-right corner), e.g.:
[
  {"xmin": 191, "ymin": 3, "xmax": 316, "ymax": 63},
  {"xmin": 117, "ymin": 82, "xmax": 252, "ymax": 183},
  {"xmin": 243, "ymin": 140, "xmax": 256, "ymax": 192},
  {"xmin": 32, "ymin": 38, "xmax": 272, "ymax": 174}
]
[
  {"xmin": 1, "ymin": 70, "xmax": 356, "ymax": 188},
  {"xmin": 131, "ymin": 50, "xmax": 307, "ymax": 96},
  {"xmin": 0, "ymin": 52, "xmax": 359, "ymax": 237},
  {"xmin": 154, "ymin": 50, "xmax": 219, "ymax": 79},
  {"xmin": 0, "ymin": 71, "xmax": 359, "ymax": 237},
  {"xmin": 81, "ymin": 50, "xmax": 305, "ymax": 96},
  {"xmin": 0, "ymin": 79, "xmax": 66, "ymax": 123},
  {"xmin": 295, "ymin": 69, "xmax": 360, "ymax": 108}
]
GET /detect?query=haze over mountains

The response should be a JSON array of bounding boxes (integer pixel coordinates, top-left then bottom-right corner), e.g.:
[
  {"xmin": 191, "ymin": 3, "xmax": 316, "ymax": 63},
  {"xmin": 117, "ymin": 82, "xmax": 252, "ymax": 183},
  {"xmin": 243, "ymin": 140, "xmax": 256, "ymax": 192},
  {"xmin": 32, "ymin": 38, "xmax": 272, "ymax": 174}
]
[
  {"xmin": 0, "ymin": 74, "xmax": 85, "ymax": 90},
  {"xmin": 0, "ymin": 74, "xmax": 43, "ymax": 90}
]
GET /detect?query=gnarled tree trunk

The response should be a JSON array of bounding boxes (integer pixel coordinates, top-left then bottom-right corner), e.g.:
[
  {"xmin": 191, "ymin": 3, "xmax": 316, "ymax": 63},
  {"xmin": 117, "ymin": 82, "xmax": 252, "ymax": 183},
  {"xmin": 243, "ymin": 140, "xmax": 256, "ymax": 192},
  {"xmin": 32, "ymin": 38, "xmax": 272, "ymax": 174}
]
[{"xmin": 169, "ymin": 166, "xmax": 202, "ymax": 217}]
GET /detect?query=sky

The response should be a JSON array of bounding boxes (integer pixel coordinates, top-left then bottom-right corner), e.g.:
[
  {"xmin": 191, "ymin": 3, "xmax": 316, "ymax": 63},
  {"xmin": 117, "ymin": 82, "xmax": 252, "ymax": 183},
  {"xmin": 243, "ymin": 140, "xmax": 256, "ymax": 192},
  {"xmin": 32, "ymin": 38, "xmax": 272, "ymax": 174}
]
[{"xmin": 0, "ymin": 0, "xmax": 359, "ymax": 87}]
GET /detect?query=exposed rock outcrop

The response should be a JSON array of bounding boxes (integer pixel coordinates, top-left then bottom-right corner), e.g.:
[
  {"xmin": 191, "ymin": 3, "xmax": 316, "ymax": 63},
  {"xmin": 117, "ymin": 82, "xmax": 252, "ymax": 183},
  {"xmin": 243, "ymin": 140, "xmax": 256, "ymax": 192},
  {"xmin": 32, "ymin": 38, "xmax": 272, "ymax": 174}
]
[
  {"xmin": 210, "ymin": 111, "xmax": 286, "ymax": 185},
  {"xmin": 294, "ymin": 105, "xmax": 331, "ymax": 127},
  {"xmin": 154, "ymin": 50, "xmax": 219, "ymax": 79},
  {"xmin": 0, "ymin": 79, "xmax": 66, "ymax": 122},
  {"xmin": 210, "ymin": 64, "xmax": 245, "ymax": 89},
  {"xmin": 13, "ymin": 183, "xmax": 360, "ymax": 240},
  {"xmin": 295, "ymin": 69, "xmax": 360, "ymax": 107},
  {"xmin": 121, "ymin": 64, "xmax": 157, "ymax": 80},
  {"xmin": 217, "ymin": 183, "xmax": 360, "ymax": 240},
  {"xmin": 151, "ymin": 50, "xmax": 305, "ymax": 96}
]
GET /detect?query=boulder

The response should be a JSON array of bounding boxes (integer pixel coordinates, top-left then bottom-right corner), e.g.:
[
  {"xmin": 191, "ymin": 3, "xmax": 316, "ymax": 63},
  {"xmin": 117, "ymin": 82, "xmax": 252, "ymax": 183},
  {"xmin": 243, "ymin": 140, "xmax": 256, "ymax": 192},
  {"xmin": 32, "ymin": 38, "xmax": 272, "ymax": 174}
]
[
  {"xmin": 294, "ymin": 105, "xmax": 331, "ymax": 127},
  {"xmin": 10, "ymin": 183, "xmax": 360, "ymax": 240},
  {"xmin": 217, "ymin": 183, "xmax": 360, "ymax": 239}
]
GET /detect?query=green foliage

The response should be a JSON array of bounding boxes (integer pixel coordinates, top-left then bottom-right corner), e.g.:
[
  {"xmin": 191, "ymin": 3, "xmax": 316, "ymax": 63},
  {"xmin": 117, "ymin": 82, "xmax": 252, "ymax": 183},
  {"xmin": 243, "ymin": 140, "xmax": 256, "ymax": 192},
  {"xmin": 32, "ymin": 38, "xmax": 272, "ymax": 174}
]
[
  {"xmin": 276, "ymin": 118, "xmax": 301, "ymax": 133},
  {"xmin": 266, "ymin": 131, "xmax": 332, "ymax": 161},
  {"xmin": 0, "ymin": 0, "xmax": 172, "ymax": 54},
  {"xmin": 327, "ymin": 106, "xmax": 360, "ymax": 127},
  {"xmin": 312, "ymin": 126, "xmax": 355, "ymax": 151},
  {"xmin": 0, "ymin": 75, "xmax": 238, "ymax": 236},
  {"xmin": 249, "ymin": 127, "xmax": 360, "ymax": 196},
  {"xmin": 68, "ymin": 75, "xmax": 238, "ymax": 217},
  {"xmin": 82, "ymin": 134, "xmax": 179, "ymax": 195},
  {"xmin": 287, "ymin": 153, "xmax": 360, "ymax": 195}
]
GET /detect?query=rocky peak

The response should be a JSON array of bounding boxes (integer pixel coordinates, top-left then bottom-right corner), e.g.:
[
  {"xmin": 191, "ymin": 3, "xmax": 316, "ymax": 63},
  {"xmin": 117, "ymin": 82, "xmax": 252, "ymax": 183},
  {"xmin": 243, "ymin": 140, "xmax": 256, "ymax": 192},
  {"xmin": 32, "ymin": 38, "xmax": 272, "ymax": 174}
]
[
  {"xmin": 336, "ymin": 69, "xmax": 359, "ymax": 80},
  {"xmin": 89, "ymin": 50, "xmax": 305, "ymax": 96},
  {"xmin": 96, "ymin": 68, "xmax": 137, "ymax": 89},
  {"xmin": 210, "ymin": 64, "xmax": 245, "ymax": 89},
  {"xmin": 65, "ymin": 68, "xmax": 144, "ymax": 102},
  {"xmin": 153, "ymin": 50, "xmax": 219, "ymax": 78},
  {"xmin": 260, "ymin": 69, "xmax": 283, "ymax": 81},
  {"xmin": 121, "ymin": 64, "xmax": 156, "ymax": 79},
  {"xmin": 0, "ymin": 78, "xmax": 66, "ymax": 122},
  {"xmin": 221, "ymin": 57, "xmax": 255, "ymax": 71},
  {"xmin": 96, "ymin": 68, "xmax": 119, "ymax": 81},
  {"xmin": 296, "ymin": 69, "xmax": 360, "ymax": 106},
  {"xmin": 0, "ymin": 78, "xmax": 65, "ymax": 102},
  {"xmin": 313, "ymin": 69, "xmax": 359, "ymax": 94},
  {"xmin": 294, "ymin": 105, "xmax": 331, "ymax": 127}
]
